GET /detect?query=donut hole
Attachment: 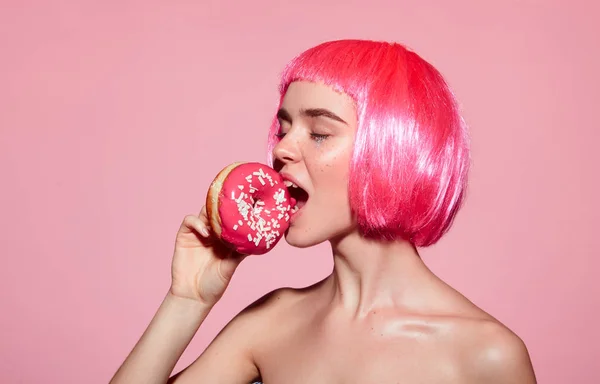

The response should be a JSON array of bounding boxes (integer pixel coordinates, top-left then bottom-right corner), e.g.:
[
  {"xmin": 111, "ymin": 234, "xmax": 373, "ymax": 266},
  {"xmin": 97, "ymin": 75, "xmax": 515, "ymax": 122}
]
[{"xmin": 250, "ymin": 196, "xmax": 264, "ymax": 211}]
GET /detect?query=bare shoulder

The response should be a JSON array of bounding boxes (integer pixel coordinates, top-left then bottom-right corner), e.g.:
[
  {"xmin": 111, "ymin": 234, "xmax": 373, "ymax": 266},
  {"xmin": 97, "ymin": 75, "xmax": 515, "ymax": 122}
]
[
  {"xmin": 457, "ymin": 317, "xmax": 537, "ymax": 384},
  {"xmin": 243, "ymin": 285, "xmax": 311, "ymax": 316},
  {"xmin": 168, "ymin": 286, "xmax": 307, "ymax": 383},
  {"xmin": 230, "ymin": 284, "xmax": 315, "ymax": 334},
  {"xmin": 425, "ymin": 285, "xmax": 537, "ymax": 383}
]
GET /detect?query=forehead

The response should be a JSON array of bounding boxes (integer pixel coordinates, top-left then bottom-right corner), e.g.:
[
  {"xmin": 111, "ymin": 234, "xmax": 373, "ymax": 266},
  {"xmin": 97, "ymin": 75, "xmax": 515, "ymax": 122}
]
[{"xmin": 281, "ymin": 81, "xmax": 357, "ymax": 123}]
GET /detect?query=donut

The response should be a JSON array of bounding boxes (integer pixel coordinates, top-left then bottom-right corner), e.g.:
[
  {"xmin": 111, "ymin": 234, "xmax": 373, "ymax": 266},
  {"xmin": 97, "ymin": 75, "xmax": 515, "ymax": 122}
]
[{"xmin": 206, "ymin": 162, "xmax": 295, "ymax": 255}]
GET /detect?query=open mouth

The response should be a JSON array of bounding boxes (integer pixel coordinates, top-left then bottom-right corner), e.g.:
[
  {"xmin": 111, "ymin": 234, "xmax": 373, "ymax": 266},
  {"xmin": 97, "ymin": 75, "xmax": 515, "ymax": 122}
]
[{"xmin": 284, "ymin": 180, "xmax": 309, "ymax": 214}]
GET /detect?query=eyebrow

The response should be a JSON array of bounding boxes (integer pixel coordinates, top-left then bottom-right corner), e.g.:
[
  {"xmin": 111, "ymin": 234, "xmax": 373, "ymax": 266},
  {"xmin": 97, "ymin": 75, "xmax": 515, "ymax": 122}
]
[{"xmin": 277, "ymin": 107, "xmax": 348, "ymax": 125}]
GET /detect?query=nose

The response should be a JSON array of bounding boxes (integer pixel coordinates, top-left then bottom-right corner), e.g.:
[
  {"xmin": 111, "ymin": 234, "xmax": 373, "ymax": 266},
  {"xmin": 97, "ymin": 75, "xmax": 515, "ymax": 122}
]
[{"xmin": 272, "ymin": 133, "xmax": 301, "ymax": 166}]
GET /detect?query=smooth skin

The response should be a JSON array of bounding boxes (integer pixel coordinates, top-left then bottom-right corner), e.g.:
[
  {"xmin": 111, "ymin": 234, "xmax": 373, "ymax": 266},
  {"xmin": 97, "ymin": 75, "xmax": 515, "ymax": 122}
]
[{"xmin": 110, "ymin": 81, "xmax": 537, "ymax": 384}]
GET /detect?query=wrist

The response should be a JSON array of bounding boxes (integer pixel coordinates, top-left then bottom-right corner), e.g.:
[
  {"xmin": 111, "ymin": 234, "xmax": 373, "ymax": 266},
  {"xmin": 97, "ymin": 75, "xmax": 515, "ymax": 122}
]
[
  {"xmin": 165, "ymin": 289, "xmax": 212, "ymax": 308},
  {"xmin": 165, "ymin": 288, "xmax": 215, "ymax": 312}
]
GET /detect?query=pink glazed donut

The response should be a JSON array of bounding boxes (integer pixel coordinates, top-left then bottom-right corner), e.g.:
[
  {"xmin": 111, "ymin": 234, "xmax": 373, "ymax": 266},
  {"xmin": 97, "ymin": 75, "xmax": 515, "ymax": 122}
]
[{"xmin": 206, "ymin": 162, "xmax": 295, "ymax": 255}]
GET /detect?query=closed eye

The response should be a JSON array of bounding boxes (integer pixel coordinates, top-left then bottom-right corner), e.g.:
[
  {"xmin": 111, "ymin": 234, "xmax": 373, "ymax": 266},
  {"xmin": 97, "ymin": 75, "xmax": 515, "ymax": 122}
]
[
  {"xmin": 310, "ymin": 133, "xmax": 329, "ymax": 143},
  {"xmin": 274, "ymin": 132, "xmax": 329, "ymax": 143}
]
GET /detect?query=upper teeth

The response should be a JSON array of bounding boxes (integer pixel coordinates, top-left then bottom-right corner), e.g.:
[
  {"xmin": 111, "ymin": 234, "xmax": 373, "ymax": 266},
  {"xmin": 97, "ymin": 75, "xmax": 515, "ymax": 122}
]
[{"xmin": 284, "ymin": 180, "xmax": 299, "ymax": 188}]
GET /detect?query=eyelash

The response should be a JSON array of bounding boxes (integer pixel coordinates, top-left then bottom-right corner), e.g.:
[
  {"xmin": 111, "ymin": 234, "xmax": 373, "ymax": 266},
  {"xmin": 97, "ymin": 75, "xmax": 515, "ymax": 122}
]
[
  {"xmin": 310, "ymin": 133, "xmax": 329, "ymax": 143},
  {"xmin": 275, "ymin": 132, "xmax": 330, "ymax": 143}
]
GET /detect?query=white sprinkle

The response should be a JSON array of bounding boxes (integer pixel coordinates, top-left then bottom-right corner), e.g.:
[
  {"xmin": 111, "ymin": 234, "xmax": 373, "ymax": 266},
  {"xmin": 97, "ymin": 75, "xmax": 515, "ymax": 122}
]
[
  {"xmin": 247, "ymin": 234, "xmax": 253, "ymax": 241},
  {"xmin": 258, "ymin": 176, "xmax": 265, "ymax": 185},
  {"xmin": 238, "ymin": 185, "xmax": 244, "ymax": 190},
  {"xmin": 233, "ymin": 225, "xmax": 238, "ymax": 230},
  {"xmin": 238, "ymin": 220, "xmax": 243, "ymax": 225},
  {"xmin": 273, "ymin": 189, "xmax": 287, "ymax": 205},
  {"xmin": 237, "ymin": 201, "xmax": 250, "ymax": 220},
  {"xmin": 266, "ymin": 175, "xmax": 274, "ymax": 187}
]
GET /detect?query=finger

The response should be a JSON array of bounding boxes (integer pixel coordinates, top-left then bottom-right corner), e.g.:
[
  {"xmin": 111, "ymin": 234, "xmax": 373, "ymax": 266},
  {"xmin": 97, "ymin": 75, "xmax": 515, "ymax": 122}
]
[
  {"xmin": 181, "ymin": 214, "xmax": 210, "ymax": 238},
  {"xmin": 199, "ymin": 205, "xmax": 213, "ymax": 236},
  {"xmin": 198, "ymin": 205, "xmax": 213, "ymax": 228},
  {"xmin": 199, "ymin": 205, "xmax": 208, "ymax": 220},
  {"xmin": 218, "ymin": 252, "xmax": 248, "ymax": 281}
]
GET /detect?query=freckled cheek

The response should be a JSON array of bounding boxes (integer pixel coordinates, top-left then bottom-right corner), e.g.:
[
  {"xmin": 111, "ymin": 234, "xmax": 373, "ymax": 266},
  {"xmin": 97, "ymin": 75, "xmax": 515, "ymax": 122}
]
[{"xmin": 322, "ymin": 172, "xmax": 349, "ymax": 204}]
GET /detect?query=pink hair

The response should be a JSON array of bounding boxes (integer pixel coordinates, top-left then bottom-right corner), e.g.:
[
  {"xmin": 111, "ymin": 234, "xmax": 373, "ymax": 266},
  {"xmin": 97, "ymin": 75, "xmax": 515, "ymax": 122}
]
[{"xmin": 267, "ymin": 40, "xmax": 470, "ymax": 247}]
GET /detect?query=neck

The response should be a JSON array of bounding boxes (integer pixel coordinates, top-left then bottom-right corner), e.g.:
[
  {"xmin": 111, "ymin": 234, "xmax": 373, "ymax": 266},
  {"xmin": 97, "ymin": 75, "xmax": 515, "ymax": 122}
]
[{"xmin": 324, "ymin": 230, "xmax": 438, "ymax": 317}]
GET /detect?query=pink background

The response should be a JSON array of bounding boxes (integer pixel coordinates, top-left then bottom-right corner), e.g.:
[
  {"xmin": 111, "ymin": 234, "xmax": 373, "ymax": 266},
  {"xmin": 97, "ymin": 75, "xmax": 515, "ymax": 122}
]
[{"xmin": 1, "ymin": 1, "xmax": 598, "ymax": 382}]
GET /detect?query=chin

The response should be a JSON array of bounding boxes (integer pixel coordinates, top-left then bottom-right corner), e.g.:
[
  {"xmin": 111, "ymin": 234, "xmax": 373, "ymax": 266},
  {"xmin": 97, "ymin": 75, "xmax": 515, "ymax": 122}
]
[
  {"xmin": 283, "ymin": 232, "xmax": 320, "ymax": 248},
  {"xmin": 283, "ymin": 226, "xmax": 329, "ymax": 248},
  {"xmin": 284, "ymin": 223, "xmax": 356, "ymax": 249}
]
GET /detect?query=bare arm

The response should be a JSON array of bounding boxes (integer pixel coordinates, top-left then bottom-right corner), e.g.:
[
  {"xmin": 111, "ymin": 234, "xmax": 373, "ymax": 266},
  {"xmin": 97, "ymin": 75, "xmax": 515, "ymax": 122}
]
[
  {"xmin": 110, "ymin": 293, "xmax": 211, "ymax": 384},
  {"xmin": 110, "ymin": 291, "xmax": 262, "ymax": 384},
  {"xmin": 110, "ymin": 208, "xmax": 256, "ymax": 384}
]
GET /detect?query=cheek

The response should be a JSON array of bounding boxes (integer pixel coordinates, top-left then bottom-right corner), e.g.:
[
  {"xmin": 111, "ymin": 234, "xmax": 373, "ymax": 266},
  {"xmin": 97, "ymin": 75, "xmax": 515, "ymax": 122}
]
[
  {"xmin": 318, "ymin": 156, "xmax": 352, "ymax": 202},
  {"xmin": 308, "ymin": 138, "xmax": 354, "ymax": 201}
]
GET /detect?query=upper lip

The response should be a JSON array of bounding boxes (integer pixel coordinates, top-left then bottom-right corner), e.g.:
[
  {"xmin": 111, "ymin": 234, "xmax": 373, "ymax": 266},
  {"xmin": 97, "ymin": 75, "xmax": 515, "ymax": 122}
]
[{"xmin": 279, "ymin": 172, "xmax": 308, "ymax": 194}]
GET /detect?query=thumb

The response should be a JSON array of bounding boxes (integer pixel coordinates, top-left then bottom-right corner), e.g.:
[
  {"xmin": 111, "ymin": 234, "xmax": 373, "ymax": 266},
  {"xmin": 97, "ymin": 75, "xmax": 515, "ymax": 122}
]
[{"xmin": 218, "ymin": 252, "xmax": 248, "ymax": 282}]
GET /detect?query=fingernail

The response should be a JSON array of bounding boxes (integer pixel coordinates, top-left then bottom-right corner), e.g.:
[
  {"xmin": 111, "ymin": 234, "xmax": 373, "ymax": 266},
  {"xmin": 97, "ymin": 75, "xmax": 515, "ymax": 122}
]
[{"xmin": 201, "ymin": 227, "xmax": 210, "ymax": 237}]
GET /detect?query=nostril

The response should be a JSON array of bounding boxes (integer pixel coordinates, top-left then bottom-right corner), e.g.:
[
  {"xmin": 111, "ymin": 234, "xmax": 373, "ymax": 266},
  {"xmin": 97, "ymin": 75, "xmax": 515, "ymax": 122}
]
[{"xmin": 272, "ymin": 159, "xmax": 284, "ymax": 172}]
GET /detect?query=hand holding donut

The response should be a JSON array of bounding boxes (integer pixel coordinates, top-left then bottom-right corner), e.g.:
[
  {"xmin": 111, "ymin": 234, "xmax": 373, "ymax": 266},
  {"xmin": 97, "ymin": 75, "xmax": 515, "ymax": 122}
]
[
  {"xmin": 170, "ymin": 162, "xmax": 292, "ymax": 307},
  {"xmin": 169, "ymin": 205, "xmax": 247, "ymax": 307}
]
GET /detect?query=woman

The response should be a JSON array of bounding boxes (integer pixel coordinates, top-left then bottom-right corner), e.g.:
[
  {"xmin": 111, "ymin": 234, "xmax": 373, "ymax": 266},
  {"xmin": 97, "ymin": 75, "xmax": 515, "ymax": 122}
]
[{"xmin": 110, "ymin": 39, "xmax": 536, "ymax": 383}]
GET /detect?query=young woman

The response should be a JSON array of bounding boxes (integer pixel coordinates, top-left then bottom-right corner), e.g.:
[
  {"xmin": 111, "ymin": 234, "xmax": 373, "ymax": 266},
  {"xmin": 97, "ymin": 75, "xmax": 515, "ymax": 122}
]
[{"xmin": 110, "ymin": 39, "xmax": 536, "ymax": 384}]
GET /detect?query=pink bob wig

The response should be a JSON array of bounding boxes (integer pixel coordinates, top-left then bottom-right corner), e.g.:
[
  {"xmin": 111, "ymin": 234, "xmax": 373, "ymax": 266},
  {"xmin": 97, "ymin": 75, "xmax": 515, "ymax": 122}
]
[{"xmin": 267, "ymin": 39, "xmax": 470, "ymax": 247}]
